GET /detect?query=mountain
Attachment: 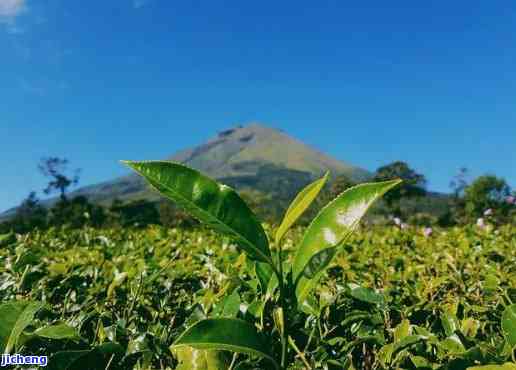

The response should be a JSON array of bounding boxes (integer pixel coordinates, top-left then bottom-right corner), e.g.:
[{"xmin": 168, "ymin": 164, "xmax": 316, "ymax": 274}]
[{"xmin": 1, "ymin": 123, "xmax": 370, "ymax": 219}]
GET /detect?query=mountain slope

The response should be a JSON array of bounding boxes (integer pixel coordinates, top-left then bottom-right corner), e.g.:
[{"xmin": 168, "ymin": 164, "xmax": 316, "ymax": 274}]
[{"xmin": 1, "ymin": 123, "xmax": 370, "ymax": 218}]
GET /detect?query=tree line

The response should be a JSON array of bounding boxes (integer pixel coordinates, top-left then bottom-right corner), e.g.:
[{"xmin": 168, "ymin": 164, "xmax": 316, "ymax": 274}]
[{"xmin": 1, "ymin": 157, "xmax": 514, "ymax": 234}]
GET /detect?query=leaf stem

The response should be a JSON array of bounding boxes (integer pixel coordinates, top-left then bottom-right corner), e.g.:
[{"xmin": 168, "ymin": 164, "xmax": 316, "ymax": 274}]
[{"xmin": 276, "ymin": 240, "xmax": 288, "ymax": 370}]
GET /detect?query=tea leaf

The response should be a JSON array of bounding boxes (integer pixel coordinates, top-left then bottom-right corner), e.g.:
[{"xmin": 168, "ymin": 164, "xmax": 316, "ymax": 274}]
[
  {"xmin": 467, "ymin": 364, "xmax": 516, "ymax": 370},
  {"xmin": 0, "ymin": 301, "xmax": 43, "ymax": 354},
  {"xmin": 349, "ymin": 285, "xmax": 385, "ymax": 306},
  {"xmin": 501, "ymin": 304, "xmax": 516, "ymax": 347},
  {"xmin": 48, "ymin": 343, "xmax": 125, "ymax": 370},
  {"xmin": 171, "ymin": 318, "xmax": 278, "ymax": 369},
  {"xmin": 293, "ymin": 180, "xmax": 401, "ymax": 303},
  {"xmin": 172, "ymin": 347, "xmax": 230, "ymax": 370},
  {"xmin": 123, "ymin": 161, "xmax": 272, "ymax": 265},
  {"xmin": 394, "ymin": 320, "xmax": 411, "ymax": 343},
  {"xmin": 275, "ymin": 172, "xmax": 329, "ymax": 245},
  {"xmin": 35, "ymin": 324, "xmax": 80, "ymax": 340}
]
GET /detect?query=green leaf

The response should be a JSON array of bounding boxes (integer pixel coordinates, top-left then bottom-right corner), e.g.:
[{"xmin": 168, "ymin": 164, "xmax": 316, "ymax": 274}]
[
  {"xmin": 349, "ymin": 285, "xmax": 385, "ymax": 306},
  {"xmin": 467, "ymin": 364, "xmax": 516, "ymax": 370},
  {"xmin": 0, "ymin": 231, "xmax": 15, "ymax": 247},
  {"xmin": 48, "ymin": 343, "xmax": 125, "ymax": 370},
  {"xmin": 107, "ymin": 271, "xmax": 128, "ymax": 299},
  {"xmin": 293, "ymin": 179, "xmax": 401, "ymax": 303},
  {"xmin": 392, "ymin": 335, "xmax": 427, "ymax": 359},
  {"xmin": 441, "ymin": 311, "xmax": 459, "ymax": 337},
  {"xmin": 394, "ymin": 320, "xmax": 411, "ymax": 343},
  {"xmin": 0, "ymin": 301, "xmax": 43, "ymax": 354},
  {"xmin": 212, "ymin": 291, "xmax": 241, "ymax": 318},
  {"xmin": 123, "ymin": 161, "xmax": 272, "ymax": 264},
  {"xmin": 48, "ymin": 350, "xmax": 90, "ymax": 370},
  {"xmin": 275, "ymin": 172, "xmax": 329, "ymax": 245},
  {"xmin": 172, "ymin": 347, "xmax": 230, "ymax": 370},
  {"xmin": 171, "ymin": 318, "xmax": 278, "ymax": 370},
  {"xmin": 378, "ymin": 335, "xmax": 427, "ymax": 366},
  {"xmin": 255, "ymin": 262, "xmax": 273, "ymax": 294},
  {"xmin": 461, "ymin": 317, "xmax": 480, "ymax": 338},
  {"xmin": 439, "ymin": 334, "xmax": 466, "ymax": 354},
  {"xmin": 34, "ymin": 323, "xmax": 80, "ymax": 340},
  {"xmin": 502, "ymin": 304, "xmax": 516, "ymax": 347}
]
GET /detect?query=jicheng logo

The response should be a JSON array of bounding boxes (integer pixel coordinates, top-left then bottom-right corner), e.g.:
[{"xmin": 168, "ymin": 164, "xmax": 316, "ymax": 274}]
[{"xmin": 1, "ymin": 354, "xmax": 48, "ymax": 367}]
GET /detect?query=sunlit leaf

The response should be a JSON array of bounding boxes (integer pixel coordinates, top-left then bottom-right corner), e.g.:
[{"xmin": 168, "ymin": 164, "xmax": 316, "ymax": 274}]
[
  {"xmin": 35, "ymin": 324, "xmax": 80, "ymax": 341},
  {"xmin": 172, "ymin": 347, "xmax": 230, "ymax": 370},
  {"xmin": 441, "ymin": 311, "xmax": 459, "ymax": 337},
  {"xmin": 394, "ymin": 320, "xmax": 411, "ymax": 343},
  {"xmin": 467, "ymin": 364, "xmax": 516, "ymax": 370},
  {"xmin": 123, "ymin": 161, "xmax": 272, "ymax": 264},
  {"xmin": 275, "ymin": 172, "xmax": 329, "ymax": 245},
  {"xmin": 501, "ymin": 304, "xmax": 516, "ymax": 347},
  {"xmin": 293, "ymin": 180, "xmax": 401, "ymax": 303}
]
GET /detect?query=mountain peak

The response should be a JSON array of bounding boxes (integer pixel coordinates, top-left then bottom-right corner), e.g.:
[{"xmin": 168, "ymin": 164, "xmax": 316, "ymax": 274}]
[
  {"xmin": 169, "ymin": 122, "xmax": 368, "ymax": 182},
  {"xmin": 1, "ymin": 123, "xmax": 370, "ymax": 218}
]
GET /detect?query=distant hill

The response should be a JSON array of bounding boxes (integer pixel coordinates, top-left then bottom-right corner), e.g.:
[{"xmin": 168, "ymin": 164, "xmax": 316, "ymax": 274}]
[{"xmin": 0, "ymin": 124, "xmax": 371, "ymax": 219}]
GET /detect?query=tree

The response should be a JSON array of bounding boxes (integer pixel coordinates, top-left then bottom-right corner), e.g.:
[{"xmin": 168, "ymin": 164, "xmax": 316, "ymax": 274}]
[
  {"xmin": 447, "ymin": 167, "xmax": 471, "ymax": 224},
  {"xmin": 159, "ymin": 200, "xmax": 198, "ymax": 228},
  {"xmin": 11, "ymin": 192, "xmax": 47, "ymax": 232},
  {"xmin": 38, "ymin": 157, "xmax": 80, "ymax": 201},
  {"xmin": 464, "ymin": 175, "xmax": 511, "ymax": 221},
  {"xmin": 328, "ymin": 174, "xmax": 355, "ymax": 199},
  {"xmin": 373, "ymin": 161, "xmax": 426, "ymax": 216},
  {"xmin": 110, "ymin": 199, "xmax": 160, "ymax": 227},
  {"xmin": 49, "ymin": 196, "xmax": 108, "ymax": 228}
]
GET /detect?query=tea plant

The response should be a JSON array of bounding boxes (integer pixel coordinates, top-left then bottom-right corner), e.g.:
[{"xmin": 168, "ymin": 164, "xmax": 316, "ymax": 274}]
[
  {"xmin": 119, "ymin": 160, "xmax": 401, "ymax": 369},
  {"xmin": 0, "ymin": 161, "xmax": 514, "ymax": 369}
]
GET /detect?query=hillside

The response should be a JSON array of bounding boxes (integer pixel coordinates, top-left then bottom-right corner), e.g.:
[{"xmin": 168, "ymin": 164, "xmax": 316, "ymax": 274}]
[{"xmin": 1, "ymin": 124, "xmax": 370, "ymax": 219}]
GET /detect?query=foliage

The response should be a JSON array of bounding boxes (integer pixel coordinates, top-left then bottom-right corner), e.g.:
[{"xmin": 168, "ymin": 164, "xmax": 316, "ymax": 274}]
[
  {"xmin": 10, "ymin": 192, "xmax": 48, "ymax": 233},
  {"xmin": 159, "ymin": 200, "xmax": 198, "ymax": 228},
  {"xmin": 1, "ymin": 161, "xmax": 515, "ymax": 369},
  {"xmin": 0, "ymin": 220, "xmax": 514, "ymax": 368},
  {"xmin": 464, "ymin": 175, "xmax": 512, "ymax": 222},
  {"xmin": 49, "ymin": 196, "xmax": 108, "ymax": 228},
  {"xmin": 110, "ymin": 199, "xmax": 161, "ymax": 227},
  {"xmin": 328, "ymin": 174, "xmax": 356, "ymax": 200},
  {"xmin": 374, "ymin": 161, "xmax": 427, "ymax": 216}
]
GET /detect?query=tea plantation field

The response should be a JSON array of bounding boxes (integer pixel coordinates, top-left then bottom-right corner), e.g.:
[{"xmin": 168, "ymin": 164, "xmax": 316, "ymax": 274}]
[{"xmin": 0, "ymin": 224, "xmax": 514, "ymax": 369}]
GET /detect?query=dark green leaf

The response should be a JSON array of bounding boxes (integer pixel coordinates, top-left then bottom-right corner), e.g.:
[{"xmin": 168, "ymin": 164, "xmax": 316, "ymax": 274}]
[
  {"xmin": 255, "ymin": 262, "xmax": 273, "ymax": 294},
  {"xmin": 123, "ymin": 161, "xmax": 272, "ymax": 264},
  {"xmin": 0, "ymin": 301, "xmax": 43, "ymax": 353},
  {"xmin": 171, "ymin": 318, "xmax": 278, "ymax": 369},
  {"xmin": 392, "ymin": 335, "xmax": 427, "ymax": 359},
  {"xmin": 48, "ymin": 343, "xmax": 124, "ymax": 370}
]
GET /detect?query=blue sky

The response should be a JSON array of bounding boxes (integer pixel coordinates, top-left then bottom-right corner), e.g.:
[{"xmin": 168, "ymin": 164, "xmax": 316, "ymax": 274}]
[{"xmin": 1, "ymin": 0, "xmax": 515, "ymax": 212}]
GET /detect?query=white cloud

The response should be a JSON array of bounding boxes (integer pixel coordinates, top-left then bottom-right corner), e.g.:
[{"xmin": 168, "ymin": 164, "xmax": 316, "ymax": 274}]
[{"xmin": 0, "ymin": 0, "xmax": 26, "ymax": 23}]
